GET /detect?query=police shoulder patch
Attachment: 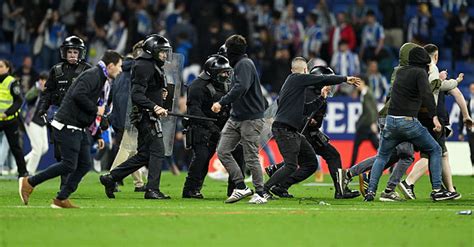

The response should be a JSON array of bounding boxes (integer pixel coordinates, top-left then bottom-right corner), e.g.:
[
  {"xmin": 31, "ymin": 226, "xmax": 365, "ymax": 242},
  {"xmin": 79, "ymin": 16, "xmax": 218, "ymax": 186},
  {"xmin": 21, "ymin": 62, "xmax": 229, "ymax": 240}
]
[{"xmin": 12, "ymin": 84, "xmax": 21, "ymax": 96}]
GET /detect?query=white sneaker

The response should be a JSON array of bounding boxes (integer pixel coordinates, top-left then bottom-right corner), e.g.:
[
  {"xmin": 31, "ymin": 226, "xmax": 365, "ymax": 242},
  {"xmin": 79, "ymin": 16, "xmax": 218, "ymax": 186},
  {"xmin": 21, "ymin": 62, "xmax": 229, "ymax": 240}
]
[
  {"xmin": 248, "ymin": 194, "xmax": 267, "ymax": 204},
  {"xmin": 225, "ymin": 187, "xmax": 253, "ymax": 203}
]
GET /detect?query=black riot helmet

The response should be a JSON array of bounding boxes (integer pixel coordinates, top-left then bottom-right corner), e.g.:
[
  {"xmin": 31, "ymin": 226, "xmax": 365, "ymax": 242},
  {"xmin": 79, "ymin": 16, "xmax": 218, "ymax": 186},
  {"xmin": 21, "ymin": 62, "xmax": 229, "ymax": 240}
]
[
  {"xmin": 310, "ymin": 66, "xmax": 335, "ymax": 76},
  {"xmin": 204, "ymin": 55, "xmax": 233, "ymax": 84},
  {"xmin": 142, "ymin": 34, "xmax": 172, "ymax": 66},
  {"xmin": 60, "ymin": 36, "xmax": 86, "ymax": 62},
  {"xmin": 310, "ymin": 66, "xmax": 336, "ymax": 97},
  {"xmin": 217, "ymin": 44, "xmax": 227, "ymax": 57}
]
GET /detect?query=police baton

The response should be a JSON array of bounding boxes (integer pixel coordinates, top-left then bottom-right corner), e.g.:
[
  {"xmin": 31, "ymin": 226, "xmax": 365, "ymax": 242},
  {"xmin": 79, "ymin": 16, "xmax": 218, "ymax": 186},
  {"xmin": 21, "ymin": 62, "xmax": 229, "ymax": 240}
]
[{"xmin": 167, "ymin": 112, "xmax": 217, "ymax": 122}]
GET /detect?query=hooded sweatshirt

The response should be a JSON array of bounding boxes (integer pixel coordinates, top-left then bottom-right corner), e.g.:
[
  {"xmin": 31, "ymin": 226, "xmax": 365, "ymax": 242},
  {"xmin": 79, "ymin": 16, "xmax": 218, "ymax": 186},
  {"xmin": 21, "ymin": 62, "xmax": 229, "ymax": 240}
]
[
  {"xmin": 388, "ymin": 46, "xmax": 437, "ymax": 118},
  {"xmin": 378, "ymin": 42, "xmax": 420, "ymax": 117},
  {"xmin": 218, "ymin": 44, "xmax": 266, "ymax": 121}
]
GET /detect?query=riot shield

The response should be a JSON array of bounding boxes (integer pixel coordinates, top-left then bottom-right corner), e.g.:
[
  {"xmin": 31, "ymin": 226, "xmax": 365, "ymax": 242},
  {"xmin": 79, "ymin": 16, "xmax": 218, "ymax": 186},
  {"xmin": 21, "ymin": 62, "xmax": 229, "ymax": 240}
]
[
  {"xmin": 259, "ymin": 100, "xmax": 278, "ymax": 149},
  {"xmin": 161, "ymin": 53, "xmax": 185, "ymax": 156}
]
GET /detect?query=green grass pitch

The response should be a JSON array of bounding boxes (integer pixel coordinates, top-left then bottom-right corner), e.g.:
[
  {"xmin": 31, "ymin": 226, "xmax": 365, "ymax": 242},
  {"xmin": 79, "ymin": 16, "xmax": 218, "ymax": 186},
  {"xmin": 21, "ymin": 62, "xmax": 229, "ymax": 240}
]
[{"xmin": 1, "ymin": 173, "xmax": 472, "ymax": 247}]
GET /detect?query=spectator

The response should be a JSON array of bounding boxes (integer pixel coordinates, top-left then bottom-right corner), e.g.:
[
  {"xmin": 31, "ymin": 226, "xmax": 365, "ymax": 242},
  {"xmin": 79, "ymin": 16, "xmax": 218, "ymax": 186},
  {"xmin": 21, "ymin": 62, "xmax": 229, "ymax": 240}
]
[
  {"xmin": 23, "ymin": 72, "xmax": 49, "ymax": 174},
  {"xmin": 348, "ymin": 0, "xmax": 370, "ymax": 41},
  {"xmin": 2, "ymin": 0, "xmax": 24, "ymax": 49},
  {"xmin": 105, "ymin": 11, "xmax": 128, "ymax": 55},
  {"xmin": 447, "ymin": 5, "xmax": 474, "ymax": 65},
  {"xmin": 407, "ymin": 3, "xmax": 435, "ymax": 45},
  {"xmin": 330, "ymin": 40, "xmax": 360, "ymax": 96},
  {"xmin": 359, "ymin": 10, "xmax": 385, "ymax": 62},
  {"xmin": 269, "ymin": 10, "xmax": 293, "ymax": 50},
  {"xmin": 284, "ymin": 3, "xmax": 304, "ymax": 56},
  {"xmin": 37, "ymin": 9, "xmax": 67, "ymax": 70},
  {"xmin": 135, "ymin": 1, "xmax": 152, "ymax": 39},
  {"xmin": 379, "ymin": 0, "xmax": 406, "ymax": 48},
  {"xmin": 329, "ymin": 12, "xmax": 357, "ymax": 56},
  {"xmin": 302, "ymin": 12, "xmax": 323, "ymax": 59},
  {"xmin": 443, "ymin": 0, "xmax": 468, "ymax": 20},
  {"xmin": 312, "ymin": 0, "xmax": 336, "ymax": 61},
  {"xmin": 169, "ymin": 12, "xmax": 197, "ymax": 46},
  {"xmin": 365, "ymin": 60, "xmax": 390, "ymax": 102},
  {"xmin": 14, "ymin": 56, "xmax": 39, "ymax": 94},
  {"xmin": 331, "ymin": 40, "xmax": 361, "ymax": 77},
  {"xmin": 267, "ymin": 47, "xmax": 291, "ymax": 93}
]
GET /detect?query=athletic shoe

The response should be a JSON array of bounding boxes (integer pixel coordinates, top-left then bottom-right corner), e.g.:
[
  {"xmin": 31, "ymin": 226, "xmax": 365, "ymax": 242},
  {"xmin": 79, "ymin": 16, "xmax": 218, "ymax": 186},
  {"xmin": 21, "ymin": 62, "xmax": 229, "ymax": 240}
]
[
  {"xmin": 263, "ymin": 191, "xmax": 275, "ymax": 200},
  {"xmin": 452, "ymin": 191, "xmax": 462, "ymax": 200},
  {"xmin": 431, "ymin": 189, "xmax": 457, "ymax": 201},
  {"xmin": 19, "ymin": 176, "xmax": 34, "ymax": 205},
  {"xmin": 452, "ymin": 186, "xmax": 462, "ymax": 200},
  {"xmin": 248, "ymin": 194, "xmax": 267, "ymax": 204},
  {"xmin": 379, "ymin": 191, "xmax": 404, "ymax": 202},
  {"xmin": 398, "ymin": 180, "xmax": 416, "ymax": 200},
  {"xmin": 270, "ymin": 186, "xmax": 294, "ymax": 198},
  {"xmin": 225, "ymin": 187, "xmax": 253, "ymax": 203},
  {"xmin": 51, "ymin": 198, "xmax": 79, "ymax": 208},
  {"xmin": 364, "ymin": 191, "xmax": 375, "ymax": 202},
  {"xmin": 359, "ymin": 173, "xmax": 369, "ymax": 197}
]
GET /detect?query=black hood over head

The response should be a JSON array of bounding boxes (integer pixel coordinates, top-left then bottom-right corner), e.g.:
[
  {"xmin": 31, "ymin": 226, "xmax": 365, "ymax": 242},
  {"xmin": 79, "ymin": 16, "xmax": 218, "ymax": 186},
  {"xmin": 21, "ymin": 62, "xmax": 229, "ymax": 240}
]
[{"xmin": 408, "ymin": 47, "xmax": 431, "ymax": 71}]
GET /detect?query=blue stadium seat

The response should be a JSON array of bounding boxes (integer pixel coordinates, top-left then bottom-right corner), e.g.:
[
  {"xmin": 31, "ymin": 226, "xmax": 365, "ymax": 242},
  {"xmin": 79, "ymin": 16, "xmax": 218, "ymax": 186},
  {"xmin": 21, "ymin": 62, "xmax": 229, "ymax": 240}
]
[
  {"xmin": 437, "ymin": 60, "xmax": 452, "ymax": 72},
  {"xmin": 440, "ymin": 48, "xmax": 452, "ymax": 61},
  {"xmin": 469, "ymin": 7, "xmax": 474, "ymax": 16},
  {"xmin": 455, "ymin": 61, "xmax": 474, "ymax": 74},
  {"xmin": 14, "ymin": 43, "xmax": 30, "ymax": 56},
  {"xmin": 0, "ymin": 42, "xmax": 11, "ymax": 54},
  {"xmin": 332, "ymin": 3, "xmax": 349, "ymax": 14}
]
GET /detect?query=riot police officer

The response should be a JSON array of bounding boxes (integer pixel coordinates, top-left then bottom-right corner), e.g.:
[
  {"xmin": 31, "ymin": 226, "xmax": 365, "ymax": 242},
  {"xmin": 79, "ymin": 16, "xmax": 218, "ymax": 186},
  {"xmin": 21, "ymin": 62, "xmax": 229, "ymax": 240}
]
[
  {"xmin": 100, "ymin": 34, "xmax": 171, "ymax": 200},
  {"xmin": 37, "ymin": 36, "xmax": 91, "ymax": 161},
  {"xmin": 181, "ymin": 55, "xmax": 234, "ymax": 199}
]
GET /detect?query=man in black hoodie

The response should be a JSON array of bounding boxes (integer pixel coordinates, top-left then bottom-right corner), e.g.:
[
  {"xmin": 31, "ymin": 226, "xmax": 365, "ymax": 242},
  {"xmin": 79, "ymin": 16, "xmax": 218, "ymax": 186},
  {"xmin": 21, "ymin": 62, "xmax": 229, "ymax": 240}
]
[
  {"xmin": 365, "ymin": 47, "xmax": 456, "ymax": 202},
  {"xmin": 19, "ymin": 50, "xmax": 123, "ymax": 208},
  {"xmin": 211, "ymin": 35, "xmax": 267, "ymax": 204}
]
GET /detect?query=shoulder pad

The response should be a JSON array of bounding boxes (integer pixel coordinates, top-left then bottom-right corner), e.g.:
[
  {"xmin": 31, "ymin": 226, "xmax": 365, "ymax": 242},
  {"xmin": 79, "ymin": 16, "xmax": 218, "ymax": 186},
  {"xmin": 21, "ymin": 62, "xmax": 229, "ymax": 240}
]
[{"xmin": 54, "ymin": 63, "xmax": 64, "ymax": 78}]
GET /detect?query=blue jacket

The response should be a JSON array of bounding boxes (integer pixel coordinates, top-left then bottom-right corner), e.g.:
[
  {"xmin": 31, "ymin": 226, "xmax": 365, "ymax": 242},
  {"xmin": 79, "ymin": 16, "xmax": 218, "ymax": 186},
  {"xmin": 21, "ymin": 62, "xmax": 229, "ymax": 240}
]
[{"xmin": 110, "ymin": 58, "xmax": 134, "ymax": 130}]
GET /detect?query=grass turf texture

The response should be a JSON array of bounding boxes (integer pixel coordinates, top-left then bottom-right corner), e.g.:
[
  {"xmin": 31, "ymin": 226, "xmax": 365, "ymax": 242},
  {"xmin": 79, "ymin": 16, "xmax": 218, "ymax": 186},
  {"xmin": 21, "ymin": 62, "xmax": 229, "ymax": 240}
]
[{"xmin": 0, "ymin": 173, "xmax": 472, "ymax": 247}]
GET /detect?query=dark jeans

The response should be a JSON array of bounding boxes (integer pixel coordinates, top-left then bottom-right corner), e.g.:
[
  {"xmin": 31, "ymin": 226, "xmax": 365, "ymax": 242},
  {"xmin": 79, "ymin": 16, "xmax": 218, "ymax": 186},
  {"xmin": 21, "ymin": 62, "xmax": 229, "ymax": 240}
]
[
  {"xmin": 368, "ymin": 116, "xmax": 442, "ymax": 192},
  {"xmin": 183, "ymin": 127, "xmax": 244, "ymax": 193},
  {"xmin": 350, "ymin": 127, "xmax": 379, "ymax": 167},
  {"xmin": 0, "ymin": 119, "xmax": 28, "ymax": 177},
  {"xmin": 110, "ymin": 117, "xmax": 165, "ymax": 190},
  {"xmin": 349, "ymin": 141, "xmax": 414, "ymax": 190},
  {"xmin": 264, "ymin": 126, "xmax": 317, "ymax": 192},
  {"xmin": 280, "ymin": 141, "xmax": 341, "ymax": 192},
  {"xmin": 29, "ymin": 126, "xmax": 92, "ymax": 200}
]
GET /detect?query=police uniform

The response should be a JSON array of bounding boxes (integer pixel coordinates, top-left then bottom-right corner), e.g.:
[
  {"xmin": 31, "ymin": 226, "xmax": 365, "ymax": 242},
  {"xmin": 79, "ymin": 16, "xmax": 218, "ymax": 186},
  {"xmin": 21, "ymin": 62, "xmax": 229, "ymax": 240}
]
[
  {"xmin": 37, "ymin": 59, "xmax": 91, "ymax": 160},
  {"xmin": 0, "ymin": 73, "xmax": 28, "ymax": 177},
  {"xmin": 100, "ymin": 34, "xmax": 172, "ymax": 200},
  {"xmin": 182, "ymin": 55, "xmax": 243, "ymax": 198}
]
